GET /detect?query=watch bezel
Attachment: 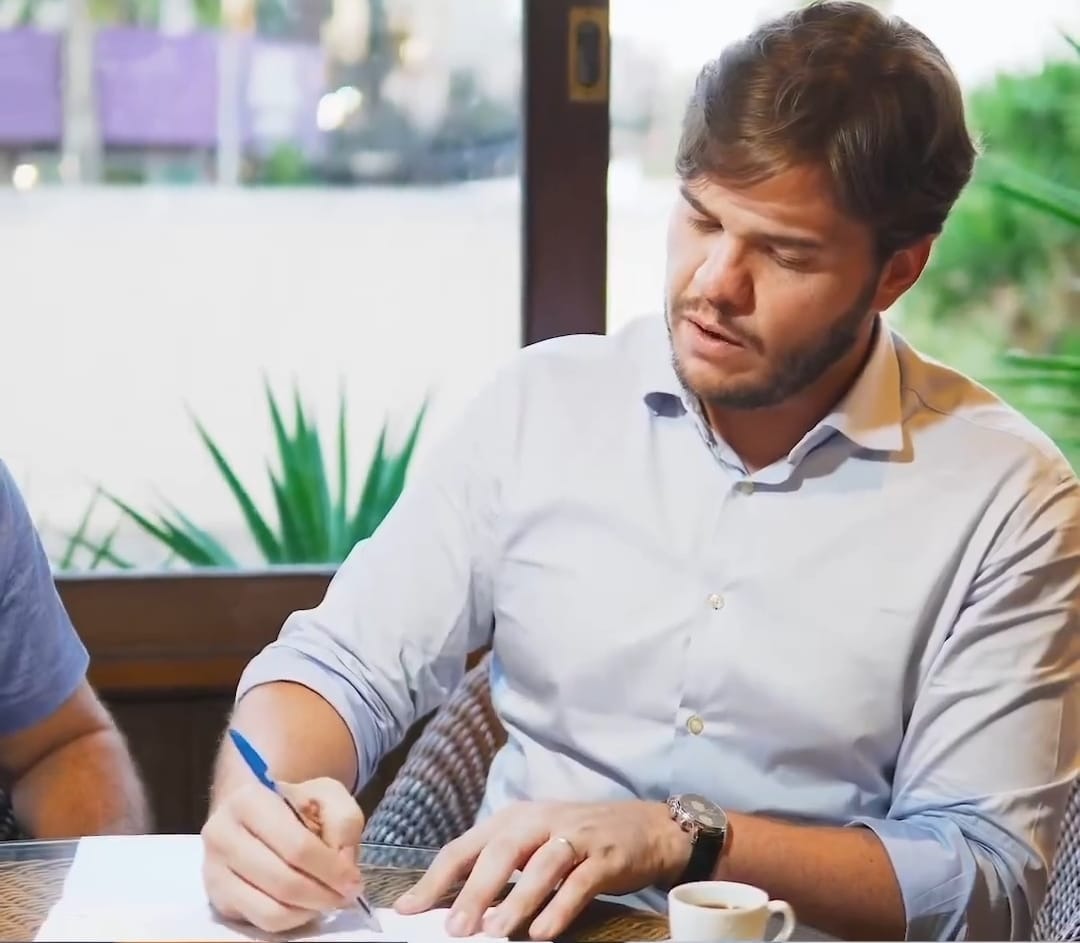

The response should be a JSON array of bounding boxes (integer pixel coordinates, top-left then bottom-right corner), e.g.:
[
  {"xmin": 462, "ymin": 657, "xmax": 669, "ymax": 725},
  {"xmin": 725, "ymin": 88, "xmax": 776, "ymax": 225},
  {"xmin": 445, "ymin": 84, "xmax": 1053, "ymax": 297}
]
[{"xmin": 667, "ymin": 793, "xmax": 729, "ymax": 843}]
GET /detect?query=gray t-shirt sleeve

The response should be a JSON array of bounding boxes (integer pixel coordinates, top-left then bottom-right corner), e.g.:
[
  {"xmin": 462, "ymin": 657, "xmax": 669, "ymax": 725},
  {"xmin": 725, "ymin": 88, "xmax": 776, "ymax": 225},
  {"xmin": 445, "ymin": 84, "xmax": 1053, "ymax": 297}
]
[{"xmin": 0, "ymin": 460, "xmax": 89, "ymax": 737}]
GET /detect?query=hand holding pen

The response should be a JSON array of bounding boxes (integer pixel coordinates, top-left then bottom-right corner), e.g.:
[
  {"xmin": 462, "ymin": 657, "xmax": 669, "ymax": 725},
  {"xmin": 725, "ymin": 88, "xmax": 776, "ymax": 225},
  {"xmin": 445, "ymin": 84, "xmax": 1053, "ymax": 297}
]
[{"xmin": 200, "ymin": 729, "xmax": 381, "ymax": 935}]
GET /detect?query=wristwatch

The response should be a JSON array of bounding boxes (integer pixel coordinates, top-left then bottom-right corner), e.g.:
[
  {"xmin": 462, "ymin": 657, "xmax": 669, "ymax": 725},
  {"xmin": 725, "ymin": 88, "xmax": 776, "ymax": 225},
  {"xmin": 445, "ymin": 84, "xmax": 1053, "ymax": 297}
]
[{"xmin": 667, "ymin": 793, "xmax": 729, "ymax": 883}]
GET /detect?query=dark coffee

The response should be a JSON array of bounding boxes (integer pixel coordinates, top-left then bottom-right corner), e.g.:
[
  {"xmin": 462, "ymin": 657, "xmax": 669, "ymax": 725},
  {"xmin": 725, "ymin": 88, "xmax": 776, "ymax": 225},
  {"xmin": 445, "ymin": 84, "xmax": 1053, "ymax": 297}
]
[{"xmin": 697, "ymin": 902, "xmax": 735, "ymax": 910}]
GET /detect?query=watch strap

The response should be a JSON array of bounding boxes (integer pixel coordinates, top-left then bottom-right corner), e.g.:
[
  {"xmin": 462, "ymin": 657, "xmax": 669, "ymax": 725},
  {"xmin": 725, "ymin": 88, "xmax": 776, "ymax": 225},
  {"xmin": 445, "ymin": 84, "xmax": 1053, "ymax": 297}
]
[
  {"xmin": 680, "ymin": 827, "xmax": 724, "ymax": 883},
  {"xmin": 667, "ymin": 794, "xmax": 727, "ymax": 884}
]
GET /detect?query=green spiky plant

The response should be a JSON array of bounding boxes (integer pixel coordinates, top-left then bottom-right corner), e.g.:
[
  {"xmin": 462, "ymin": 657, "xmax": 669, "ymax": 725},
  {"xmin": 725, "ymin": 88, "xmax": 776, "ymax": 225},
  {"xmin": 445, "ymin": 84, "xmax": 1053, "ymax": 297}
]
[
  {"xmin": 58, "ymin": 488, "xmax": 134, "ymax": 570},
  {"xmin": 900, "ymin": 35, "xmax": 1080, "ymax": 353},
  {"xmin": 67, "ymin": 382, "xmax": 427, "ymax": 568},
  {"xmin": 976, "ymin": 123, "xmax": 1080, "ymax": 469},
  {"xmin": 984, "ymin": 349, "xmax": 1080, "ymax": 469}
]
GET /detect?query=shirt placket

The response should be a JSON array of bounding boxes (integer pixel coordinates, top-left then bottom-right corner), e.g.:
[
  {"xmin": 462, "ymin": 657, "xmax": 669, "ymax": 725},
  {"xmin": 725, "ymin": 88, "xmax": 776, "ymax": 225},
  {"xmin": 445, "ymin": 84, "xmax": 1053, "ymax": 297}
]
[{"xmin": 669, "ymin": 440, "xmax": 758, "ymax": 794}]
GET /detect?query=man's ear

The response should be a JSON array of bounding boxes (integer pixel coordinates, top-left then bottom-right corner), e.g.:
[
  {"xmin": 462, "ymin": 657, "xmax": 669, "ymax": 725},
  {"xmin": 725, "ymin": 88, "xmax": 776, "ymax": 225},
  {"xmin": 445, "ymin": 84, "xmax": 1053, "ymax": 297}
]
[{"xmin": 871, "ymin": 235, "xmax": 935, "ymax": 313}]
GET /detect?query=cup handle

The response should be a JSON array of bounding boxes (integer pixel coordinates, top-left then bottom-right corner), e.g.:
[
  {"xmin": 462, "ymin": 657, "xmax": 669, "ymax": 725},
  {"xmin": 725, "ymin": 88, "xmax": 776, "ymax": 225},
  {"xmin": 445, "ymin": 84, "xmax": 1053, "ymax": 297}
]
[{"xmin": 766, "ymin": 900, "xmax": 796, "ymax": 941}]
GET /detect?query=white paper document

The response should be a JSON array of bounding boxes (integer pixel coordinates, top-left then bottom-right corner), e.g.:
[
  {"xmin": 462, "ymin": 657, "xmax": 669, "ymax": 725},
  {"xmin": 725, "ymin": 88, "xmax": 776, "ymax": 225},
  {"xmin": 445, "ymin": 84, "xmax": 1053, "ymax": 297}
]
[{"xmin": 35, "ymin": 834, "xmax": 514, "ymax": 943}]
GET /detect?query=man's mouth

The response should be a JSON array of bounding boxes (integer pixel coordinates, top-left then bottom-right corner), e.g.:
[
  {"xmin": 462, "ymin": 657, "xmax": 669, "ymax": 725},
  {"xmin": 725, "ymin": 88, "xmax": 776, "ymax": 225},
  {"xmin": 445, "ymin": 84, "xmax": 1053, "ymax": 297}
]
[{"xmin": 687, "ymin": 317, "xmax": 746, "ymax": 348}]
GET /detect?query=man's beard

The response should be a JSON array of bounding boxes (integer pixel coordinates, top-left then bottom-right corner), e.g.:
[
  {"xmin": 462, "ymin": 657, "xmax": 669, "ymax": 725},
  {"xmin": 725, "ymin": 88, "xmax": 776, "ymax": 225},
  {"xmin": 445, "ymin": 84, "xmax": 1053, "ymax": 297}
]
[{"xmin": 667, "ymin": 275, "xmax": 879, "ymax": 411}]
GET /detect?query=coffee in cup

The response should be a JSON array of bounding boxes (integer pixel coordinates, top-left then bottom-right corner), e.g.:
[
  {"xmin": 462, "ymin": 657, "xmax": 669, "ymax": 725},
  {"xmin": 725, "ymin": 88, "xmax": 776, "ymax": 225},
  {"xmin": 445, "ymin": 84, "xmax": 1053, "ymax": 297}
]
[{"xmin": 668, "ymin": 880, "xmax": 796, "ymax": 941}]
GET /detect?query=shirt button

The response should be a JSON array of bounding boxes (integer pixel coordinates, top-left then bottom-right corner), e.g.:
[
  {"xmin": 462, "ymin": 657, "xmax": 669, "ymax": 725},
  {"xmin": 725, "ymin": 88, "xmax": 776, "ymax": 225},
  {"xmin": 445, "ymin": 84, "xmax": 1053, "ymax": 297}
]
[
  {"xmin": 735, "ymin": 480, "xmax": 754, "ymax": 495},
  {"xmin": 708, "ymin": 593, "xmax": 725, "ymax": 610},
  {"xmin": 686, "ymin": 715, "xmax": 705, "ymax": 735}
]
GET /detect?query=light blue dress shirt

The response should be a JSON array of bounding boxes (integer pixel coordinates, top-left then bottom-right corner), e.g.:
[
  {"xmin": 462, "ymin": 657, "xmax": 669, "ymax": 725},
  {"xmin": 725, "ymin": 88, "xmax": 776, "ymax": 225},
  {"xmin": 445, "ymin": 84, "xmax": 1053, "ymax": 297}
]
[{"xmin": 238, "ymin": 314, "xmax": 1080, "ymax": 941}]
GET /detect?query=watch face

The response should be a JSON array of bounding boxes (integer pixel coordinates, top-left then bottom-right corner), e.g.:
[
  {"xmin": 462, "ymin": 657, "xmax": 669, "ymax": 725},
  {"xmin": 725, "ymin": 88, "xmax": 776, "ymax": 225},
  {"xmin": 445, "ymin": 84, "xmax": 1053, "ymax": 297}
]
[{"xmin": 678, "ymin": 793, "xmax": 728, "ymax": 832}]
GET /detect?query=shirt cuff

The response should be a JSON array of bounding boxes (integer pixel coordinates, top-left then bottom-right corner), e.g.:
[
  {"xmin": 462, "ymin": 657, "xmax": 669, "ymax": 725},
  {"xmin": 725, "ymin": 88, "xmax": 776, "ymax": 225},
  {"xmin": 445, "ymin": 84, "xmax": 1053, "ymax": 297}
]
[
  {"xmin": 235, "ymin": 643, "xmax": 382, "ymax": 794},
  {"xmin": 847, "ymin": 814, "xmax": 975, "ymax": 941}
]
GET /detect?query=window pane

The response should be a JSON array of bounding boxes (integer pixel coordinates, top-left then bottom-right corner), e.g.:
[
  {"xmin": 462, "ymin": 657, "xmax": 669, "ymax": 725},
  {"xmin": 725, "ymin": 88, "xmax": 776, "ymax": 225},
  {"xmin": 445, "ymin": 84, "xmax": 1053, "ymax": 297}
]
[
  {"xmin": 2, "ymin": 0, "xmax": 523, "ymax": 570},
  {"xmin": 607, "ymin": 0, "xmax": 1080, "ymax": 468}
]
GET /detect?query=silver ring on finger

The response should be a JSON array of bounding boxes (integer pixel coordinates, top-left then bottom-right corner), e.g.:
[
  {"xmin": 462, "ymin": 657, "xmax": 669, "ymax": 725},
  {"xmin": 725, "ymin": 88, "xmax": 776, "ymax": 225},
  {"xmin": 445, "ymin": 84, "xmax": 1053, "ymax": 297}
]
[{"xmin": 552, "ymin": 835, "xmax": 582, "ymax": 866}]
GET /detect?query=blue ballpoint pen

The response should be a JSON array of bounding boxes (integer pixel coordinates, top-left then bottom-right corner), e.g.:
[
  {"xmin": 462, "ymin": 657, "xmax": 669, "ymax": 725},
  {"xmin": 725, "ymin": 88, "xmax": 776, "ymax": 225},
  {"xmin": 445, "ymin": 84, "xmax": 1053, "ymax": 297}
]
[{"xmin": 227, "ymin": 728, "xmax": 383, "ymax": 932}]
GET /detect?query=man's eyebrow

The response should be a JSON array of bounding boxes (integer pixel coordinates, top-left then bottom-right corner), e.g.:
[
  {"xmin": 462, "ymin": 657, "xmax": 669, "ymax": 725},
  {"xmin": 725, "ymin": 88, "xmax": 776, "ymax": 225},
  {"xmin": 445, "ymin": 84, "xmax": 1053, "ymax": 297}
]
[
  {"xmin": 679, "ymin": 184, "xmax": 826, "ymax": 252},
  {"xmin": 757, "ymin": 231, "xmax": 825, "ymax": 251},
  {"xmin": 679, "ymin": 184, "xmax": 715, "ymax": 221}
]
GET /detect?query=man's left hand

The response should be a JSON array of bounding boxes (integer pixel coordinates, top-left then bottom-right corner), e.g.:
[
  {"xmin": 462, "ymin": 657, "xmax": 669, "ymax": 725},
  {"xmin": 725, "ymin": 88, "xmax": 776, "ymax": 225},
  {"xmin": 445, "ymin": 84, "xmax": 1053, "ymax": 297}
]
[{"xmin": 393, "ymin": 800, "xmax": 690, "ymax": 940}]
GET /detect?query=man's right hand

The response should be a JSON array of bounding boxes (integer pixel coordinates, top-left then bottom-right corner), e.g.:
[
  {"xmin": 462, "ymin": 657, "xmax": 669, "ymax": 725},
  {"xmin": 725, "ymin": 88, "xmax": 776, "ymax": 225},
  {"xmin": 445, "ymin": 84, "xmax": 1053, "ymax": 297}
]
[{"xmin": 200, "ymin": 777, "xmax": 367, "ymax": 934}]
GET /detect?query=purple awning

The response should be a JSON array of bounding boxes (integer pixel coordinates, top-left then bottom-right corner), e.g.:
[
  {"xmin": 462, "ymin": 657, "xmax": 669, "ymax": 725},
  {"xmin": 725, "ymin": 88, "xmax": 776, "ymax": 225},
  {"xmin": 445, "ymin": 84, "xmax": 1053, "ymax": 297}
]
[
  {"xmin": 95, "ymin": 27, "xmax": 218, "ymax": 148},
  {"xmin": 0, "ymin": 27, "xmax": 328, "ymax": 155},
  {"xmin": 0, "ymin": 29, "xmax": 62, "ymax": 146}
]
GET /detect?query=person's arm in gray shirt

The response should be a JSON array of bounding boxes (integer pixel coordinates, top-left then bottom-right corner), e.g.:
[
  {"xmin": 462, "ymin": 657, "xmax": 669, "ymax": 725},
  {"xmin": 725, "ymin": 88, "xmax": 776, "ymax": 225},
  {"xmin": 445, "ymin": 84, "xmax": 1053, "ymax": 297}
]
[{"xmin": 0, "ymin": 460, "xmax": 149, "ymax": 837}]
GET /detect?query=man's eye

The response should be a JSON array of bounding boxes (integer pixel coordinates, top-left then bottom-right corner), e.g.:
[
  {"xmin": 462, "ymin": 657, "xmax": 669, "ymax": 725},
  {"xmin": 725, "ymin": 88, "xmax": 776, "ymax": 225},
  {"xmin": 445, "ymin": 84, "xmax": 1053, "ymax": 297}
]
[
  {"xmin": 772, "ymin": 253, "xmax": 810, "ymax": 270},
  {"xmin": 690, "ymin": 216, "xmax": 721, "ymax": 233}
]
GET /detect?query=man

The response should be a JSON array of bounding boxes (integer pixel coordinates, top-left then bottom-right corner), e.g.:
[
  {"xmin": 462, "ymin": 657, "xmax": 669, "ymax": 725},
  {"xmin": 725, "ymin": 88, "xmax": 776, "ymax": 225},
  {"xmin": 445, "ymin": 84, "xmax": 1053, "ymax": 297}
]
[
  {"xmin": 0, "ymin": 460, "xmax": 150, "ymax": 837},
  {"xmin": 201, "ymin": 2, "xmax": 1080, "ymax": 940}
]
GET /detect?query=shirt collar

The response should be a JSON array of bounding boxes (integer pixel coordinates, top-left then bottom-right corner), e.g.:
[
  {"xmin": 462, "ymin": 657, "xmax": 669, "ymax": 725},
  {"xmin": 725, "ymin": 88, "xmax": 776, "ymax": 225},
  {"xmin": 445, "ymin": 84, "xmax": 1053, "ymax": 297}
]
[
  {"xmin": 640, "ymin": 316, "xmax": 692, "ymax": 418},
  {"xmin": 792, "ymin": 316, "xmax": 904, "ymax": 459},
  {"xmin": 640, "ymin": 314, "xmax": 905, "ymax": 458}
]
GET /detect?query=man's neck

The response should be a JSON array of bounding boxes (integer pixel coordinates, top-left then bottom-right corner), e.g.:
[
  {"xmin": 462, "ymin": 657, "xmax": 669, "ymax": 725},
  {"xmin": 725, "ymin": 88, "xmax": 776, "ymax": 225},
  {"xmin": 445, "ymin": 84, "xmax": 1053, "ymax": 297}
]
[{"xmin": 701, "ymin": 326, "xmax": 878, "ymax": 473}]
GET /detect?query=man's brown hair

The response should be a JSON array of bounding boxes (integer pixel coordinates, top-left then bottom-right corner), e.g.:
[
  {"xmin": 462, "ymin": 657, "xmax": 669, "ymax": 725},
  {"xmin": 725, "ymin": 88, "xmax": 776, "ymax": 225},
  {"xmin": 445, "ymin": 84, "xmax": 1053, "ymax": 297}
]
[{"xmin": 676, "ymin": 0, "xmax": 979, "ymax": 257}]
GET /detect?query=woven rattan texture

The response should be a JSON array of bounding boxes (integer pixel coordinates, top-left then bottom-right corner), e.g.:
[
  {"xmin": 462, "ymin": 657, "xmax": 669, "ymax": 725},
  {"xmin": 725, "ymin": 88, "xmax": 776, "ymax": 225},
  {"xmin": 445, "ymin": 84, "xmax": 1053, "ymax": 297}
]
[
  {"xmin": 0, "ymin": 857, "xmax": 668, "ymax": 941},
  {"xmin": 363, "ymin": 654, "xmax": 507, "ymax": 848},
  {"xmin": 1034, "ymin": 777, "xmax": 1080, "ymax": 941},
  {"xmin": 0, "ymin": 858, "xmax": 64, "ymax": 941},
  {"xmin": 0, "ymin": 787, "xmax": 20, "ymax": 843}
]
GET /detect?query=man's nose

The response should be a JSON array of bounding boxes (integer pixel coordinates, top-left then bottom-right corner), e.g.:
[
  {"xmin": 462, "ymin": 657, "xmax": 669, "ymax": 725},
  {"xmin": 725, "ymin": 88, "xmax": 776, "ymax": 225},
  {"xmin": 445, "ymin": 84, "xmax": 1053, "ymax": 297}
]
[{"xmin": 692, "ymin": 235, "xmax": 754, "ymax": 313}]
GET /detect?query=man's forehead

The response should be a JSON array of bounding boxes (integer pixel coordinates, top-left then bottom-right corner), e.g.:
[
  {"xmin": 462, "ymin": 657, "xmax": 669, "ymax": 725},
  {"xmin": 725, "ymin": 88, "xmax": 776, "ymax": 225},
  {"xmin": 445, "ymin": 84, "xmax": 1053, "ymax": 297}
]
[{"xmin": 681, "ymin": 166, "xmax": 855, "ymax": 239}]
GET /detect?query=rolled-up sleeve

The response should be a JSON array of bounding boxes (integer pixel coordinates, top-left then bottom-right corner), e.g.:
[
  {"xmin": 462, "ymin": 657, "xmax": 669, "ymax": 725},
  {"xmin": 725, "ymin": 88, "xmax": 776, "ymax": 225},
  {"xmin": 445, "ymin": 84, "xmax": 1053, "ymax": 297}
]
[
  {"xmin": 850, "ymin": 463, "xmax": 1080, "ymax": 941},
  {"xmin": 236, "ymin": 374, "xmax": 515, "ymax": 792}
]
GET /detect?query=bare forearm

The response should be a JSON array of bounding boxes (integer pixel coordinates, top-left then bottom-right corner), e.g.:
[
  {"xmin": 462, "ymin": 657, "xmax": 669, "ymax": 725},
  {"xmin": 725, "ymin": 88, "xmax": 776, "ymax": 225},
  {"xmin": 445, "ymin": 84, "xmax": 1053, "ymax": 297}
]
[
  {"xmin": 716, "ymin": 812, "xmax": 905, "ymax": 941},
  {"xmin": 212, "ymin": 681, "xmax": 359, "ymax": 807},
  {"xmin": 13, "ymin": 729, "xmax": 150, "ymax": 838}
]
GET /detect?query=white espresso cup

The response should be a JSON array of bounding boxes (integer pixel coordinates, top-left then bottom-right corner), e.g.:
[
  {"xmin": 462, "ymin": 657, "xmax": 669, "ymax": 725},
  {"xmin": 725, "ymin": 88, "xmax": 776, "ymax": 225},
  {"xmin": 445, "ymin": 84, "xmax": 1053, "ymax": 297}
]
[{"xmin": 668, "ymin": 880, "xmax": 797, "ymax": 941}]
